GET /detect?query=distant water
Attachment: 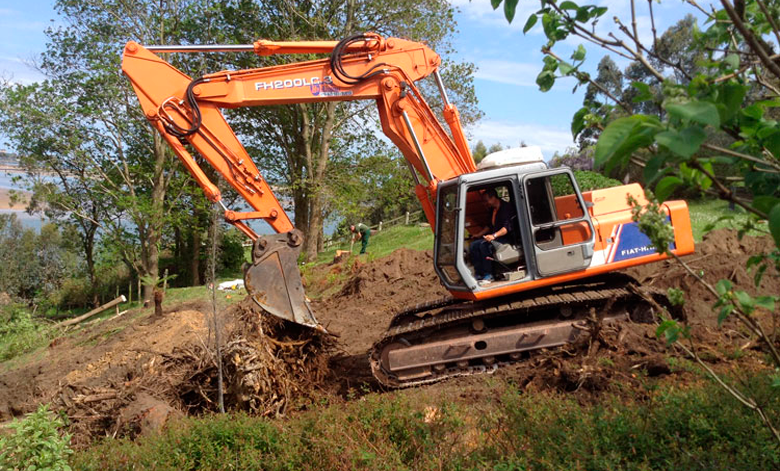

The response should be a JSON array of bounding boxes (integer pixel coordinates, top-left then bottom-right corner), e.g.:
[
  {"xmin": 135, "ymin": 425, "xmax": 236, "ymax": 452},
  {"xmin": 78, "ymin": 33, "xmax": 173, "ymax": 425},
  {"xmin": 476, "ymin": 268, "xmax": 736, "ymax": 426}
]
[
  {"xmin": 0, "ymin": 170, "xmax": 46, "ymax": 231},
  {"xmin": 0, "ymin": 209, "xmax": 45, "ymax": 231},
  {"xmin": 1, "ymin": 169, "xmax": 340, "ymax": 235},
  {"xmin": 0, "ymin": 172, "xmax": 19, "ymax": 189}
]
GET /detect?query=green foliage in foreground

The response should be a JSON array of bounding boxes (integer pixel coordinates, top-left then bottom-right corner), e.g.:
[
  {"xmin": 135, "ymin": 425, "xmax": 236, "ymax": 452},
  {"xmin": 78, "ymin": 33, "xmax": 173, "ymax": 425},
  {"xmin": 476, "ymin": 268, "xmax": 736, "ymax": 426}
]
[
  {"xmin": 0, "ymin": 404, "xmax": 73, "ymax": 471},
  {"xmin": 72, "ymin": 377, "xmax": 780, "ymax": 471}
]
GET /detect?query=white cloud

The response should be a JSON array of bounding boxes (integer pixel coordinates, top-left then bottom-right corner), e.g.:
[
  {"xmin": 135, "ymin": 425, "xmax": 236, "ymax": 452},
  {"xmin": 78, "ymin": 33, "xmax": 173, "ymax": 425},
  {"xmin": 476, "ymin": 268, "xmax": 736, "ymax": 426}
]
[
  {"xmin": 449, "ymin": 0, "xmax": 540, "ymax": 31},
  {"xmin": 470, "ymin": 120, "xmax": 574, "ymax": 158},
  {"xmin": 474, "ymin": 59, "xmax": 540, "ymax": 87},
  {"xmin": 0, "ymin": 57, "xmax": 44, "ymax": 84}
]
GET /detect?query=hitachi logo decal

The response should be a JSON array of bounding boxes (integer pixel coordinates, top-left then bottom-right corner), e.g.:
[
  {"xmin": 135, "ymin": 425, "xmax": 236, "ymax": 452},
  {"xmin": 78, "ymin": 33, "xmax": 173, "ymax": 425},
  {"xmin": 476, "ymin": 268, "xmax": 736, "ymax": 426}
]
[
  {"xmin": 620, "ymin": 245, "xmax": 655, "ymax": 257},
  {"xmin": 255, "ymin": 77, "xmax": 320, "ymax": 91}
]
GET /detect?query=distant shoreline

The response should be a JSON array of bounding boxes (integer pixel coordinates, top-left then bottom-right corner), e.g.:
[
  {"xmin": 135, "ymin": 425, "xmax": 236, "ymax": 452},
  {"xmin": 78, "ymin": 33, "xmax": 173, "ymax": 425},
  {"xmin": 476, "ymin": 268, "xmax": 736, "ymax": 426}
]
[{"xmin": 0, "ymin": 188, "xmax": 31, "ymax": 211}]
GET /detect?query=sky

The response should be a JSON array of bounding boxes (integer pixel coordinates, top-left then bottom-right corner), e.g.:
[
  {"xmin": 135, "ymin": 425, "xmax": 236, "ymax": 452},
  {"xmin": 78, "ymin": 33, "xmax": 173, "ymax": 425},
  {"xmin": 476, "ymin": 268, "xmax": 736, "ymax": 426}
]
[{"xmin": 0, "ymin": 0, "xmax": 711, "ymax": 159}]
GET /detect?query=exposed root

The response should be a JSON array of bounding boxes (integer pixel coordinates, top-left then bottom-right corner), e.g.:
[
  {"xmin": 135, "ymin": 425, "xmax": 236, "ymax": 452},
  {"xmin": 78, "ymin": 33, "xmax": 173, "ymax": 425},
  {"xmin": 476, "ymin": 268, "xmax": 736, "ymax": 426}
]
[{"xmin": 53, "ymin": 298, "xmax": 334, "ymax": 447}]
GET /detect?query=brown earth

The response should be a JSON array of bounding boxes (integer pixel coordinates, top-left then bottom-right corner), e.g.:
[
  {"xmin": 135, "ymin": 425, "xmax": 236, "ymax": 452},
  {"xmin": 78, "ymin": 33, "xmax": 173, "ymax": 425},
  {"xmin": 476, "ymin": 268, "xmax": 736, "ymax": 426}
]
[{"xmin": 0, "ymin": 229, "xmax": 777, "ymax": 446}]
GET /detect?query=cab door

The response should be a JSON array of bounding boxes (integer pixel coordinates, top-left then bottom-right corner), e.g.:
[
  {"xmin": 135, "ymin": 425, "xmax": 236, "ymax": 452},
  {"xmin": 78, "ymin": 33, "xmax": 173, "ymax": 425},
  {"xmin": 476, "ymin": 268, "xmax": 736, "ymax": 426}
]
[{"xmin": 522, "ymin": 169, "xmax": 595, "ymax": 277}]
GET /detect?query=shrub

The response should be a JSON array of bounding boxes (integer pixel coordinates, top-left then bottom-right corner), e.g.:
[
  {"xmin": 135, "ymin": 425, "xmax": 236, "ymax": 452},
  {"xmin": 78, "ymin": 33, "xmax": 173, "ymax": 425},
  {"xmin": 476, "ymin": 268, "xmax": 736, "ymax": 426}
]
[
  {"xmin": 71, "ymin": 376, "xmax": 780, "ymax": 470},
  {"xmin": 573, "ymin": 170, "xmax": 622, "ymax": 192},
  {"xmin": 0, "ymin": 404, "xmax": 73, "ymax": 471},
  {"xmin": 0, "ymin": 305, "xmax": 53, "ymax": 361},
  {"xmin": 550, "ymin": 170, "xmax": 622, "ymax": 197},
  {"xmin": 219, "ymin": 228, "xmax": 247, "ymax": 275}
]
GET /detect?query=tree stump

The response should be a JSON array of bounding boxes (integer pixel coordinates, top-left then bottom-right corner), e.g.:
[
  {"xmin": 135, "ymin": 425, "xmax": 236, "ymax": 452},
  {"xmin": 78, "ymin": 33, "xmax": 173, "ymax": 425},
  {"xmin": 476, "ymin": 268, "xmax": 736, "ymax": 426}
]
[{"xmin": 154, "ymin": 289, "xmax": 163, "ymax": 317}]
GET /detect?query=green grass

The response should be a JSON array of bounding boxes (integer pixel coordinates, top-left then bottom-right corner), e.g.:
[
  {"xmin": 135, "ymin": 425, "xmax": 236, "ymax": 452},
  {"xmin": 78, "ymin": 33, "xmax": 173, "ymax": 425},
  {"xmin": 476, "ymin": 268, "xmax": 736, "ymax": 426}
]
[
  {"xmin": 687, "ymin": 198, "xmax": 768, "ymax": 242},
  {"xmin": 311, "ymin": 224, "xmax": 435, "ymax": 265},
  {"xmin": 0, "ymin": 304, "xmax": 54, "ymax": 364},
  {"xmin": 70, "ymin": 375, "xmax": 780, "ymax": 471}
]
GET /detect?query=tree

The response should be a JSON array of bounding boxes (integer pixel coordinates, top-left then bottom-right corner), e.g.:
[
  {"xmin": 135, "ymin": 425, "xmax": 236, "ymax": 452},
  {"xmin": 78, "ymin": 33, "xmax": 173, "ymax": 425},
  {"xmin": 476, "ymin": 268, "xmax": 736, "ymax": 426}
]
[
  {"xmin": 0, "ymin": 0, "xmax": 228, "ymax": 304},
  {"xmin": 472, "ymin": 141, "xmax": 488, "ymax": 163},
  {"xmin": 495, "ymin": 0, "xmax": 780, "ymax": 442},
  {"xmin": 0, "ymin": 82, "xmax": 104, "ymax": 305},
  {"xmin": 576, "ymin": 56, "xmax": 623, "ymax": 149}
]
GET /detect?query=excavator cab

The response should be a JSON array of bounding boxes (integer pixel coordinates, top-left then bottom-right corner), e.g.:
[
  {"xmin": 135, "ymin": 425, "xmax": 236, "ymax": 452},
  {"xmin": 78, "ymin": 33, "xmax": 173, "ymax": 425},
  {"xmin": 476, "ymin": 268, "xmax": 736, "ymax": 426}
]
[{"xmin": 434, "ymin": 149, "xmax": 596, "ymax": 294}]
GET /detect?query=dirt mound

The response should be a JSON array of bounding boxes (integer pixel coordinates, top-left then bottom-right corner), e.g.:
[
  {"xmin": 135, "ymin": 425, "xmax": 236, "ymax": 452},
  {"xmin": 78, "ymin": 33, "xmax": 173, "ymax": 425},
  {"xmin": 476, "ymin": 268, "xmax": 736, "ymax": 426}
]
[
  {"xmin": 625, "ymin": 228, "xmax": 780, "ymax": 327},
  {"xmin": 0, "ymin": 309, "xmax": 208, "ymax": 422},
  {"xmin": 313, "ymin": 248, "xmax": 449, "ymax": 354},
  {"xmin": 0, "ymin": 299, "xmax": 332, "ymax": 447},
  {"xmin": 319, "ymin": 229, "xmax": 778, "ymax": 401}
]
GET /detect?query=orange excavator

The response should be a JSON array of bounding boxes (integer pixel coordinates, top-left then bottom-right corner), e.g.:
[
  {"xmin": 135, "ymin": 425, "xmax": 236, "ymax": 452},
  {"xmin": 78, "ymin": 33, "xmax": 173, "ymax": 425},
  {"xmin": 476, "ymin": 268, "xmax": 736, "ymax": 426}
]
[{"xmin": 122, "ymin": 33, "xmax": 694, "ymax": 387}]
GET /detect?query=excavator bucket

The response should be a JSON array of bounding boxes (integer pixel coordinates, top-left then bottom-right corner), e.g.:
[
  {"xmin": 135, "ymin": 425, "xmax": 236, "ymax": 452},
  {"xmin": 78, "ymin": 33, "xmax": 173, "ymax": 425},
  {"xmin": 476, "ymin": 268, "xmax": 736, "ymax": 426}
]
[{"xmin": 243, "ymin": 230, "xmax": 324, "ymax": 332}]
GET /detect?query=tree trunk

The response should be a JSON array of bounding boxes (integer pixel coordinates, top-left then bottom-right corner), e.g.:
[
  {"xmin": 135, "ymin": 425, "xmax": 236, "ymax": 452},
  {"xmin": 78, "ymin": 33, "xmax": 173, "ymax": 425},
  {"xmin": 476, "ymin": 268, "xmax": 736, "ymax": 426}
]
[
  {"xmin": 304, "ymin": 193, "xmax": 323, "ymax": 261},
  {"xmin": 154, "ymin": 288, "xmax": 163, "ymax": 317},
  {"xmin": 140, "ymin": 133, "xmax": 170, "ymax": 305},
  {"xmin": 83, "ymin": 223, "xmax": 98, "ymax": 307},
  {"xmin": 191, "ymin": 226, "xmax": 201, "ymax": 286},
  {"xmin": 303, "ymin": 102, "xmax": 337, "ymax": 262}
]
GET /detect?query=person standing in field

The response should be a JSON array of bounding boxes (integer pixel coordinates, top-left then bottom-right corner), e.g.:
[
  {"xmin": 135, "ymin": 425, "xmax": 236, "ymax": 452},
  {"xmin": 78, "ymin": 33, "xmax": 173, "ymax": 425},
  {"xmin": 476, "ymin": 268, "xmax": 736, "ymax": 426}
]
[{"xmin": 350, "ymin": 223, "xmax": 371, "ymax": 254}]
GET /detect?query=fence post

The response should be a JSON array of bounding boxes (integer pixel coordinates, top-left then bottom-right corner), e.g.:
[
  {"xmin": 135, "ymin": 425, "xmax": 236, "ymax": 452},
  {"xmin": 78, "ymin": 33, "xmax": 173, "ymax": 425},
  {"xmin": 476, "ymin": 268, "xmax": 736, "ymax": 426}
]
[
  {"xmin": 405, "ymin": 211, "xmax": 410, "ymax": 225},
  {"xmin": 163, "ymin": 268, "xmax": 169, "ymax": 293},
  {"xmin": 128, "ymin": 281, "xmax": 132, "ymax": 304},
  {"xmin": 378, "ymin": 221, "xmax": 383, "ymax": 231}
]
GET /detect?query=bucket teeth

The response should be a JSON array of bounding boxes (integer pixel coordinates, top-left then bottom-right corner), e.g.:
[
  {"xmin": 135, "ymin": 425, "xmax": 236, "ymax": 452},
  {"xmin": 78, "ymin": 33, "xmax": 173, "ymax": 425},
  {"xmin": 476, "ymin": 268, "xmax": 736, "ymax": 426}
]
[{"xmin": 243, "ymin": 230, "xmax": 324, "ymax": 332}]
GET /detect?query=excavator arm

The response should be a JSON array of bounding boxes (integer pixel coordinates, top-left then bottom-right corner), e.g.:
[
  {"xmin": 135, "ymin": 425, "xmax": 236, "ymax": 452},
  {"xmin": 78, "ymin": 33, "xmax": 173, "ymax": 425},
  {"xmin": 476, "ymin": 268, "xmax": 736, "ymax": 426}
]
[{"xmin": 121, "ymin": 33, "xmax": 476, "ymax": 329}]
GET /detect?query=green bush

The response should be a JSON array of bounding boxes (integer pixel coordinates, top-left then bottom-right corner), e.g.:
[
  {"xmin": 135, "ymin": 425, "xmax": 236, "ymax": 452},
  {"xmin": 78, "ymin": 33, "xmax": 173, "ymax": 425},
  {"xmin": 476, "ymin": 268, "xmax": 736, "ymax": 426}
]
[
  {"xmin": 549, "ymin": 170, "xmax": 621, "ymax": 198},
  {"xmin": 71, "ymin": 376, "xmax": 780, "ymax": 470},
  {"xmin": 219, "ymin": 228, "xmax": 247, "ymax": 275},
  {"xmin": 0, "ymin": 404, "xmax": 73, "ymax": 471},
  {"xmin": 0, "ymin": 305, "xmax": 53, "ymax": 361},
  {"xmin": 573, "ymin": 170, "xmax": 622, "ymax": 192}
]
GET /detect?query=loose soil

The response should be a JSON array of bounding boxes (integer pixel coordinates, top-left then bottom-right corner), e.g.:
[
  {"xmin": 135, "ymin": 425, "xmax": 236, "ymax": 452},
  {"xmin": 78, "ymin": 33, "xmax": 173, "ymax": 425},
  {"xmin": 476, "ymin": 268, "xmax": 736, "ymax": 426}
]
[{"xmin": 0, "ymin": 229, "xmax": 777, "ymax": 446}]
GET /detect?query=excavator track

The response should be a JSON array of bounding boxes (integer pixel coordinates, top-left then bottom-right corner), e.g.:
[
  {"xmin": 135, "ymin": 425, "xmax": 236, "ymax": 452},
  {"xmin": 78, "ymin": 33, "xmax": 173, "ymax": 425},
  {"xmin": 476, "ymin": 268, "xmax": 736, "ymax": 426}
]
[{"xmin": 370, "ymin": 274, "xmax": 675, "ymax": 388}]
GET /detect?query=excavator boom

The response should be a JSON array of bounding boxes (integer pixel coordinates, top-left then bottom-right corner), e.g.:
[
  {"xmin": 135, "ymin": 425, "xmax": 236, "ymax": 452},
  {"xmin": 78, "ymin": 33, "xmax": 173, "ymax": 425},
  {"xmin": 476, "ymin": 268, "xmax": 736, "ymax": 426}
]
[{"xmin": 122, "ymin": 33, "xmax": 474, "ymax": 328}]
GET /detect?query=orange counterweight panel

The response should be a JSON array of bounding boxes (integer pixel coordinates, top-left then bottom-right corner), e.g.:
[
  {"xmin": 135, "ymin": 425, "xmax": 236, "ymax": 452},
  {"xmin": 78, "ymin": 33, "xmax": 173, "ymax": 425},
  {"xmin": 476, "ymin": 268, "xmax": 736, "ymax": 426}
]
[{"xmin": 588, "ymin": 184, "xmax": 647, "ymax": 216}]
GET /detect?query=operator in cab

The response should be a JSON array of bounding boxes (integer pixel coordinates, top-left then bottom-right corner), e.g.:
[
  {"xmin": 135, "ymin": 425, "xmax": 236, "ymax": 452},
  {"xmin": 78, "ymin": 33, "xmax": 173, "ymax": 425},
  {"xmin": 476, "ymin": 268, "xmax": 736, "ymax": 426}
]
[{"xmin": 469, "ymin": 189, "xmax": 513, "ymax": 285}]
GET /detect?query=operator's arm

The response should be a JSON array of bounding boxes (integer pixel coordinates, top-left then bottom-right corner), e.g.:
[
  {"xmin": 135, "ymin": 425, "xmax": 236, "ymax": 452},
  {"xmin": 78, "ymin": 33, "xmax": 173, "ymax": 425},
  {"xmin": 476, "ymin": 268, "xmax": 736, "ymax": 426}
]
[
  {"xmin": 483, "ymin": 203, "xmax": 513, "ymax": 242},
  {"xmin": 484, "ymin": 226, "xmax": 508, "ymax": 242}
]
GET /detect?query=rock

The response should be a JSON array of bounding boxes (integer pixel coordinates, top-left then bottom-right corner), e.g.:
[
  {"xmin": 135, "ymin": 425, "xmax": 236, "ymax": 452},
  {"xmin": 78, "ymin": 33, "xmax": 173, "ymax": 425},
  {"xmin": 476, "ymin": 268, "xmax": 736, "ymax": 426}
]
[
  {"xmin": 644, "ymin": 355, "xmax": 671, "ymax": 377},
  {"xmin": 119, "ymin": 393, "xmax": 178, "ymax": 435}
]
